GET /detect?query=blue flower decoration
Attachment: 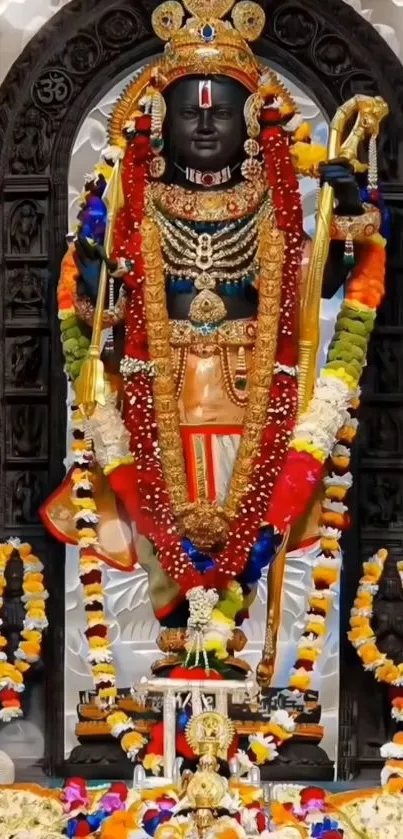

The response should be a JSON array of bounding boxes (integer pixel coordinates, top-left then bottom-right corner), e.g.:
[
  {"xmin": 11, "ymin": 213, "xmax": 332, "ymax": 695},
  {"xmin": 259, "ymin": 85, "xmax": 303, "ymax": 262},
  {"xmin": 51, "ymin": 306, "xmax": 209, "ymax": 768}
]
[
  {"xmin": 78, "ymin": 196, "xmax": 107, "ymax": 244},
  {"xmin": 182, "ymin": 538, "xmax": 216, "ymax": 573},
  {"xmin": 311, "ymin": 816, "xmax": 343, "ymax": 837},
  {"xmin": 177, "ymin": 703, "xmax": 192, "ymax": 732},
  {"xmin": 239, "ymin": 526, "xmax": 279, "ymax": 586}
]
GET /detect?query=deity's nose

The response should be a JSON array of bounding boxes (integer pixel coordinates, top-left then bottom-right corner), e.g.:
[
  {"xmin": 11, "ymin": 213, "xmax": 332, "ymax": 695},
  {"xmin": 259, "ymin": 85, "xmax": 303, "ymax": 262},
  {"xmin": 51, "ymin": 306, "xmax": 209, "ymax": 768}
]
[{"xmin": 197, "ymin": 108, "xmax": 215, "ymax": 133}]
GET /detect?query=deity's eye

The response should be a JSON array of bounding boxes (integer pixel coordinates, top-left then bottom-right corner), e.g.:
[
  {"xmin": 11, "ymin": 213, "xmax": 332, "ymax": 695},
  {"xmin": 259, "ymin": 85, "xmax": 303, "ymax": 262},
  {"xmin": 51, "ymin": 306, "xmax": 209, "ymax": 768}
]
[
  {"xmin": 180, "ymin": 107, "xmax": 199, "ymax": 119},
  {"xmin": 214, "ymin": 106, "xmax": 233, "ymax": 118}
]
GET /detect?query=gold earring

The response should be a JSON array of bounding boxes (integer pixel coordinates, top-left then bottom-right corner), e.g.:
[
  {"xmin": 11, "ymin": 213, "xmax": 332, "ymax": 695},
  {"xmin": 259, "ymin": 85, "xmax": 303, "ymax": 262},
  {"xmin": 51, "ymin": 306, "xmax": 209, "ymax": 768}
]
[
  {"xmin": 150, "ymin": 89, "xmax": 167, "ymax": 179},
  {"xmin": 244, "ymin": 93, "xmax": 263, "ymax": 139},
  {"xmin": 241, "ymin": 137, "xmax": 262, "ymax": 181}
]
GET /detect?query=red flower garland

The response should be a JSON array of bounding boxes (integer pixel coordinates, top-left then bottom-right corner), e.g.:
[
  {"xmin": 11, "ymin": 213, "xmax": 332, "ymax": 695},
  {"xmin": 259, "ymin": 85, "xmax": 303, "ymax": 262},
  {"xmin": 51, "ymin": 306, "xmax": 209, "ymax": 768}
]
[{"xmin": 110, "ymin": 125, "xmax": 304, "ymax": 596}]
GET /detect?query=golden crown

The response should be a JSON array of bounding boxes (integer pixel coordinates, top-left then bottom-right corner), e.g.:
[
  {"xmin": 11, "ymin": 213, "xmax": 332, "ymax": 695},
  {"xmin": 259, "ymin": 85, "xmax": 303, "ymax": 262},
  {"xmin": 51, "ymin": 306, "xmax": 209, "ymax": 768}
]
[{"xmin": 151, "ymin": 0, "xmax": 265, "ymax": 91}]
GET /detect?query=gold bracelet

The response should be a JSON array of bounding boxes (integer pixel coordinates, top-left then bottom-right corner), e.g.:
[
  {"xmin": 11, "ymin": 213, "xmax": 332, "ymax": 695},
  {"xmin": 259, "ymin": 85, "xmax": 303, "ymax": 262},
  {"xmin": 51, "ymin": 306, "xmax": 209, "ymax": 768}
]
[{"xmin": 330, "ymin": 203, "xmax": 380, "ymax": 242}]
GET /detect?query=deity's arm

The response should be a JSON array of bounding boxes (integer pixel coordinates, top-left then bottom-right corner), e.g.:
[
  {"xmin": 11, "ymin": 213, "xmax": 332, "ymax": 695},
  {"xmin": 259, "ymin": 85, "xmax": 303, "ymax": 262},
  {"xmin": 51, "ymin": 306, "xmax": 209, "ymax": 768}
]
[
  {"xmin": 58, "ymin": 240, "xmax": 126, "ymax": 378},
  {"xmin": 300, "ymin": 236, "xmax": 347, "ymax": 300},
  {"xmin": 50, "ymin": 240, "xmax": 138, "ymax": 570}
]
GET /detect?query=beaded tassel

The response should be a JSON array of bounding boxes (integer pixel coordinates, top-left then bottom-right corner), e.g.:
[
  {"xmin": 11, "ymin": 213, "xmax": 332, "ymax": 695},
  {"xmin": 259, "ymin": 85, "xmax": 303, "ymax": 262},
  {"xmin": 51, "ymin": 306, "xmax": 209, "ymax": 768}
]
[
  {"xmin": 368, "ymin": 133, "xmax": 379, "ymax": 199},
  {"xmin": 103, "ymin": 278, "xmax": 115, "ymax": 353},
  {"xmin": 343, "ymin": 235, "xmax": 355, "ymax": 267}
]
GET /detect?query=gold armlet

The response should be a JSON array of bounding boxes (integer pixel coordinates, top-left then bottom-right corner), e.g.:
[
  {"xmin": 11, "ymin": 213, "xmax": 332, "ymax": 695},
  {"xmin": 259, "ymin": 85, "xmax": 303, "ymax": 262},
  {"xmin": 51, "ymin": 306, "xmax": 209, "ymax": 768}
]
[{"xmin": 330, "ymin": 203, "xmax": 381, "ymax": 242}]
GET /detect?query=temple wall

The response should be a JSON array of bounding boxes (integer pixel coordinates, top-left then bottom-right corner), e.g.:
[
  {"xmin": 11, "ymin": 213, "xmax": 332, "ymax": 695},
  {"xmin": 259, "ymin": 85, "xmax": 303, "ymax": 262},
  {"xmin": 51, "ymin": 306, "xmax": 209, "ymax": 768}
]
[{"xmin": 0, "ymin": 0, "xmax": 402, "ymax": 88}]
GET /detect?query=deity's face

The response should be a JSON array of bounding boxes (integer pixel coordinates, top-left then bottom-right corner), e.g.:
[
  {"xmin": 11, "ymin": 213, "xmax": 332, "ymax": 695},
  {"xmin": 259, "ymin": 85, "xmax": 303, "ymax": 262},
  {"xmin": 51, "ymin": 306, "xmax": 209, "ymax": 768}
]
[{"xmin": 164, "ymin": 75, "xmax": 249, "ymax": 174}]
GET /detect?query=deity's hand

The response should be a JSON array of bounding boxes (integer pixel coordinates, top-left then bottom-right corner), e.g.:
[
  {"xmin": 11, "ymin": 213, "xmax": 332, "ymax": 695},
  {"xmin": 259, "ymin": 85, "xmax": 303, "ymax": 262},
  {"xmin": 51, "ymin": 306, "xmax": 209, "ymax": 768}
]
[
  {"xmin": 74, "ymin": 236, "xmax": 121, "ymax": 302},
  {"xmin": 319, "ymin": 157, "xmax": 364, "ymax": 217}
]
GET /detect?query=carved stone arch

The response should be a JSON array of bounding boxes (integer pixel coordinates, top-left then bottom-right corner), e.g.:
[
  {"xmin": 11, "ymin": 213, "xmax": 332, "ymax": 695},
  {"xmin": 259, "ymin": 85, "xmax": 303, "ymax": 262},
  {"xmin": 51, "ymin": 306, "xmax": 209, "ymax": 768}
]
[{"xmin": 0, "ymin": 0, "xmax": 402, "ymax": 778}]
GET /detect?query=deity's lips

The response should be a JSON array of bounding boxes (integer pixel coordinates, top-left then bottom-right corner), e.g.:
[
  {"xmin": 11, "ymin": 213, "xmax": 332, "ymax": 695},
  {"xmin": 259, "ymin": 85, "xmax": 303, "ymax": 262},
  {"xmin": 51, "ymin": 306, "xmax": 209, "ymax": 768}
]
[{"xmin": 193, "ymin": 139, "xmax": 219, "ymax": 149}]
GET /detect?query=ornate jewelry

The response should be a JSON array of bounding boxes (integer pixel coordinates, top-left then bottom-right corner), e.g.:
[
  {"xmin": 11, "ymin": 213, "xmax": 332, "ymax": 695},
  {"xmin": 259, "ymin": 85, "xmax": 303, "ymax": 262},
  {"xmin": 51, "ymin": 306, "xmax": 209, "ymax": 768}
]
[
  {"xmin": 186, "ymin": 710, "xmax": 235, "ymax": 762},
  {"xmin": 184, "ymin": 166, "xmax": 233, "ymax": 188},
  {"xmin": 151, "ymin": 0, "xmax": 265, "ymax": 92},
  {"xmin": 152, "ymin": 198, "xmax": 266, "ymax": 325},
  {"xmin": 149, "ymin": 156, "xmax": 167, "ymax": 179},
  {"xmin": 189, "ymin": 289, "xmax": 227, "ymax": 325},
  {"xmin": 74, "ymin": 287, "xmax": 127, "ymax": 328},
  {"xmin": 150, "ymin": 177, "xmax": 268, "ymax": 222},
  {"xmin": 244, "ymin": 92, "xmax": 264, "ymax": 139},
  {"xmin": 232, "ymin": 1, "xmax": 266, "ymax": 40},
  {"xmin": 120, "ymin": 357, "xmax": 157, "ymax": 380},
  {"xmin": 242, "ymin": 137, "xmax": 262, "ymax": 181},
  {"xmin": 170, "ymin": 317, "xmax": 257, "ymax": 348},
  {"xmin": 151, "ymin": 1, "xmax": 185, "ymax": 40},
  {"xmin": 141, "ymin": 213, "xmax": 284, "ymax": 550},
  {"xmin": 153, "ymin": 199, "xmax": 268, "ymax": 325},
  {"xmin": 330, "ymin": 203, "xmax": 381, "ymax": 241}
]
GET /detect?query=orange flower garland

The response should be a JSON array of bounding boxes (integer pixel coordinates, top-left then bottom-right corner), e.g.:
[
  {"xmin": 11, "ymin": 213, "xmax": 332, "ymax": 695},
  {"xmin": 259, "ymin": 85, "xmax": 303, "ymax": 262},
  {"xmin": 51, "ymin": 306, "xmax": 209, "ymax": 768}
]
[
  {"xmin": 0, "ymin": 540, "xmax": 48, "ymax": 721},
  {"xmin": 349, "ymin": 549, "xmax": 403, "ymax": 774},
  {"xmin": 349, "ymin": 548, "xmax": 402, "ymax": 684}
]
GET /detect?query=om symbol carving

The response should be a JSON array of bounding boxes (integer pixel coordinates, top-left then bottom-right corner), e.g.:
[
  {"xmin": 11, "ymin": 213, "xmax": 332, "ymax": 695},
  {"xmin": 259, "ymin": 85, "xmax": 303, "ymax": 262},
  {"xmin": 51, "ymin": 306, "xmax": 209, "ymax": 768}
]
[{"xmin": 33, "ymin": 69, "xmax": 73, "ymax": 111}]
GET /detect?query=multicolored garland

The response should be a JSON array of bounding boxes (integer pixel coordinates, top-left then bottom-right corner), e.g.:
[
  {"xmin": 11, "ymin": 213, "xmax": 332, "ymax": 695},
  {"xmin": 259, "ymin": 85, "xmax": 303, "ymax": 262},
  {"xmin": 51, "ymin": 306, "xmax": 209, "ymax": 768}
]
[
  {"xmin": 0, "ymin": 541, "xmax": 48, "ymax": 721},
  {"xmin": 267, "ymin": 237, "xmax": 386, "ymax": 533},
  {"xmin": 58, "ymin": 249, "xmax": 91, "ymax": 383},
  {"xmin": 282, "ymin": 240, "xmax": 386, "ymax": 692},
  {"xmin": 68, "ymin": 406, "xmax": 146, "ymax": 759}
]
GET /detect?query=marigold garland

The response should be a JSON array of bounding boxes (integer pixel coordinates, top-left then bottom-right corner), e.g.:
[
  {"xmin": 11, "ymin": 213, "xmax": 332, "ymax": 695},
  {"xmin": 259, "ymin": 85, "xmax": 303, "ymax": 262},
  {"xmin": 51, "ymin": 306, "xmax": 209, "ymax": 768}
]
[
  {"xmin": 349, "ymin": 550, "xmax": 403, "ymax": 780},
  {"xmin": 348, "ymin": 548, "xmax": 402, "ymax": 685},
  {"xmin": 0, "ymin": 540, "xmax": 48, "ymax": 722}
]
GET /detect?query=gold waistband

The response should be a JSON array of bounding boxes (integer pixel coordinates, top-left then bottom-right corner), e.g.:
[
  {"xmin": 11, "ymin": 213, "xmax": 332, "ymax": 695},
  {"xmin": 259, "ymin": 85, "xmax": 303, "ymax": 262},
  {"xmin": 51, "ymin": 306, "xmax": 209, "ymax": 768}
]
[{"xmin": 169, "ymin": 318, "xmax": 257, "ymax": 349}]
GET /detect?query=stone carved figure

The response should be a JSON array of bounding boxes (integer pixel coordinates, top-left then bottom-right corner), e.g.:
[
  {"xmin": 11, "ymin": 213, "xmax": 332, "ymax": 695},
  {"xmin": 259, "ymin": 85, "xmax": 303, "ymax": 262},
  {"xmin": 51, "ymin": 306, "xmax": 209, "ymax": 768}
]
[
  {"xmin": 11, "ymin": 108, "xmax": 51, "ymax": 175},
  {"xmin": 10, "ymin": 406, "xmax": 43, "ymax": 458},
  {"xmin": 9, "ymin": 201, "xmax": 42, "ymax": 255},
  {"xmin": 366, "ymin": 475, "xmax": 403, "ymax": 528},
  {"xmin": 2, "ymin": 554, "xmax": 26, "ymax": 661},
  {"xmin": 366, "ymin": 411, "xmax": 400, "ymax": 457},
  {"xmin": 7, "ymin": 265, "xmax": 45, "ymax": 318},
  {"xmin": 375, "ymin": 340, "xmax": 399, "ymax": 393},
  {"xmin": 13, "ymin": 472, "xmax": 42, "ymax": 525},
  {"xmin": 372, "ymin": 557, "xmax": 403, "ymax": 666},
  {"xmin": 8, "ymin": 336, "xmax": 42, "ymax": 389}
]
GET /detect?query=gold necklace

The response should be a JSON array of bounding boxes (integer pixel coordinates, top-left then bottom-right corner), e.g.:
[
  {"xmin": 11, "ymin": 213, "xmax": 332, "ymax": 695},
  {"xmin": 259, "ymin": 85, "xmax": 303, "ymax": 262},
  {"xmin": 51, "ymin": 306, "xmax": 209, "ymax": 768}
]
[
  {"xmin": 141, "ymin": 211, "xmax": 284, "ymax": 552},
  {"xmin": 150, "ymin": 177, "xmax": 268, "ymax": 223}
]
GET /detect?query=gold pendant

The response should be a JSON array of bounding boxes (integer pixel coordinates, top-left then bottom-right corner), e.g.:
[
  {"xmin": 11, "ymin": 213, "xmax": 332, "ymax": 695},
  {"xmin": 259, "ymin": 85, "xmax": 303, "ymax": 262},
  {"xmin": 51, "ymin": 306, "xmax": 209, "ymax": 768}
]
[
  {"xmin": 189, "ymin": 289, "xmax": 227, "ymax": 324},
  {"xmin": 194, "ymin": 272, "xmax": 216, "ymax": 291}
]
